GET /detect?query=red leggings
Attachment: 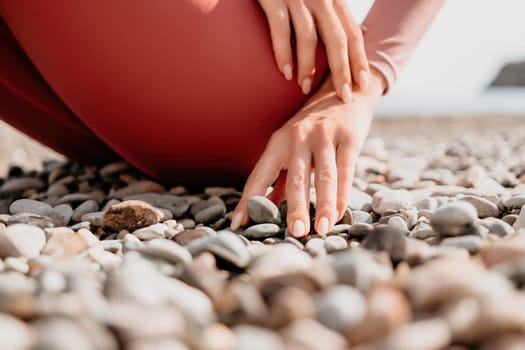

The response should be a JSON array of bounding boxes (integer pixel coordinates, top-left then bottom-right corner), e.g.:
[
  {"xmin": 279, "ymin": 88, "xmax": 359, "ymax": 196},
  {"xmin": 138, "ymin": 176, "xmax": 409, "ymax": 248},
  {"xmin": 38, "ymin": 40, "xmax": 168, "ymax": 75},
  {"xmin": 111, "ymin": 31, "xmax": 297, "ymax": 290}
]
[{"xmin": 0, "ymin": 1, "xmax": 328, "ymax": 187}]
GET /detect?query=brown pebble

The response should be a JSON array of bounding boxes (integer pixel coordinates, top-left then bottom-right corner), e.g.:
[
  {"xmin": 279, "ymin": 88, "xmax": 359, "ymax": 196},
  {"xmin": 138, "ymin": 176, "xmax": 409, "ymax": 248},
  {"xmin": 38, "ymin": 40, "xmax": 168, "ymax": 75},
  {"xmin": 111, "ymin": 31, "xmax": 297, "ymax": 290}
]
[{"xmin": 104, "ymin": 200, "xmax": 160, "ymax": 232}]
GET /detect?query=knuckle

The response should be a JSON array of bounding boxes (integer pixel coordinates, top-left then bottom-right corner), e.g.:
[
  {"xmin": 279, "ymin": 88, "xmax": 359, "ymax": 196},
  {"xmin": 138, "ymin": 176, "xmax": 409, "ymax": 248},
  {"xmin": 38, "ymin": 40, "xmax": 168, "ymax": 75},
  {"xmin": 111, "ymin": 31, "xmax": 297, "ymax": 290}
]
[
  {"xmin": 316, "ymin": 167, "xmax": 335, "ymax": 184},
  {"xmin": 288, "ymin": 173, "xmax": 306, "ymax": 187}
]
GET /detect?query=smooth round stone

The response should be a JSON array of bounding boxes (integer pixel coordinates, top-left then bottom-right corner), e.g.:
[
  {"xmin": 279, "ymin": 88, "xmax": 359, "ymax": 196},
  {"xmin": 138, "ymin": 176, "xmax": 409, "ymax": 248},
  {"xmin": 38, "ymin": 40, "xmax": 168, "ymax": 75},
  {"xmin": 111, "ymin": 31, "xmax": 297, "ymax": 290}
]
[
  {"xmin": 53, "ymin": 204, "xmax": 73, "ymax": 225},
  {"xmin": 0, "ymin": 313, "xmax": 34, "ymax": 349},
  {"xmin": 502, "ymin": 214, "xmax": 518, "ymax": 227},
  {"xmin": 504, "ymin": 195, "xmax": 525, "ymax": 209},
  {"xmin": 351, "ymin": 210, "xmax": 373, "ymax": 224},
  {"xmin": 266, "ymin": 287, "xmax": 315, "ymax": 329},
  {"xmin": 42, "ymin": 232, "xmax": 89, "ymax": 258},
  {"xmin": 440, "ymin": 235, "xmax": 484, "ymax": 254},
  {"xmin": 244, "ymin": 223, "xmax": 281, "ymax": 239},
  {"xmin": 194, "ymin": 204, "xmax": 226, "ymax": 224},
  {"xmin": 88, "ymin": 247, "xmax": 122, "ymax": 269},
  {"xmin": 331, "ymin": 249, "xmax": 393, "ymax": 292},
  {"xmin": 173, "ymin": 227, "xmax": 215, "ymax": 246},
  {"xmin": 46, "ymin": 183, "xmax": 69, "ymax": 197},
  {"xmin": 100, "ymin": 240, "xmax": 123, "ymax": 253},
  {"xmin": 348, "ymin": 223, "xmax": 373, "ymax": 238},
  {"xmin": 178, "ymin": 218, "xmax": 196, "ymax": 229},
  {"xmin": 362, "ymin": 225, "xmax": 407, "ymax": 263},
  {"xmin": 459, "ymin": 195, "xmax": 499, "ymax": 218},
  {"xmin": 249, "ymin": 244, "xmax": 312, "ymax": 280},
  {"xmin": 73, "ymin": 200, "xmax": 99, "ymax": 219},
  {"xmin": 55, "ymin": 193, "xmax": 95, "ymax": 205},
  {"xmin": 330, "ymin": 224, "xmax": 351, "ymax": 235},
  {"xmin": 305, "ymin": 238, "xmax": 327, "ymax": 257},
  {"xmin": 0, "ymin": 224, "xmax": 46, "ymax": 258},
  {"xmin": 9, "ymin": 199, "xmax": 53, "ymax": 216},
  {"xmin": 76, "ymin": 228, "xmax": 99, "ymax": 247},
  {"xmin": 316, "ymin": 285, "xmax": 367, "ymax": 332},
  {"xmin": 186, "ymin": 231, "xmax": 250, "ymax": 268},
  {"xmin": 32, "ymin": 316, "xmax": 95, "ymax": 350},
  {"xmin": 347, "ymin": 188, "xmax": 373, "ymax": 211},
  {"xmin": 233, "ymin": 325, "xmax": 284, "ymax": 350},
  {"xmin": 0, "ymin": 177, "xmax": 44, "ymax": 194},
  {"xmin": 7, "ymin": 213, "xmax": 54, "ymax": 229},
  {"xmin": 388, "ymin": 216, "xmax": 409, "ymax": 233},
  {"xmin": 481, "ymin": 234, "xmax": 525, "ymax": 267},
  {"xmin": 132, "ymin": 223, "xmax": 167, "ymax": 240},
  {"xmin": 80, "ymin": 211, "xmax": 105, "ymax": 227},
  {"xmin": 139, "ymin": 238, "xmax": 192, "ymax": 265},
  {"xmin": 481, "ymin": 218, "xmax": 514, "ymax": 237},
  {"xmin": 430, "ymin": 201, "xmax": 478, "ymax": 236},
  {"xmin": 247, "ymin": 196, "xmax": 281, "ymax": 224},
  {"xmin": 414, "ymin": 198, "xmax": 438, "ymax": 211},
  {"xmin": 371, "ymin": 189, "xmax": 413, "ymax": 215},
  {"xmin": 282, "ymin": 236, "xmax": 304, "ymax": 250},
  {"xmin": 104, "ymin": 200, "xmax": 161, "ymax": 232},
  {"xmin": 513, "ymin": 205, "xmax": 525, "ymax": 230},
  {"xmin": 324, "ymin": 236, "xmax": 348, "ymax": 254},
  {"xmin": 409, "ymin": 222, "xmax": 437, "ymax": 240}
]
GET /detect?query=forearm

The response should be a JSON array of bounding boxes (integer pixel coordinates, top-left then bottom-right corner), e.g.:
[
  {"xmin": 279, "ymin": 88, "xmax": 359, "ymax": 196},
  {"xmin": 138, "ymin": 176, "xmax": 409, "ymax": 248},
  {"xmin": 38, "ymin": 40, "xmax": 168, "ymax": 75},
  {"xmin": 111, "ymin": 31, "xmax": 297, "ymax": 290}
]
[{"xmin": 362, "ymin": 0, "xmax": 445, "ymax": 93}]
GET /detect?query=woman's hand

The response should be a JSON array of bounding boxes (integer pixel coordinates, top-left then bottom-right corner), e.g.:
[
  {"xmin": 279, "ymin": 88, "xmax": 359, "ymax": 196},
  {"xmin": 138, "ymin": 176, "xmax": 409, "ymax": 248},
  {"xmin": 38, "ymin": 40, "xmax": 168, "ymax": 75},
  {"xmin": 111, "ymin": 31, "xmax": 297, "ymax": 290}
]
[
  {"xmin": 258, "ymin": 0, "xmax": 369, "ymax": 103},
  {"xmin": 231, "ymin": 69, "xmax": 385, "ymax": 237}
]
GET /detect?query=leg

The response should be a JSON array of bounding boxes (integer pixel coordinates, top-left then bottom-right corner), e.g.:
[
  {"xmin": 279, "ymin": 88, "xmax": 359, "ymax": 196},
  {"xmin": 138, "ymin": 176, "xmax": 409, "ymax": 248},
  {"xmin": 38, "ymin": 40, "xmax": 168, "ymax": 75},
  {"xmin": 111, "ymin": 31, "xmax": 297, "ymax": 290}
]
[
  {"xmin": 0, "ymin": 1, "xmax": 328, "ymax": 186},
  {"xmin": 0, "ymin": 17, "xmax": 118, "ymax": 164}
]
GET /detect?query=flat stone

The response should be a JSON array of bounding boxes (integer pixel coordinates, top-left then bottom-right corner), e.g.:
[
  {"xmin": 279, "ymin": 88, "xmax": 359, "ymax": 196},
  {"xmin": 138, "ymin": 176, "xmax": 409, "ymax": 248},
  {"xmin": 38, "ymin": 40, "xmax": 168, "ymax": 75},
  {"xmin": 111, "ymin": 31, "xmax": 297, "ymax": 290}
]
[
  {"xmin": 109, "ymin": 180, "xmax": 165, "ymax": 198},
  {"xmin": 0, "ymin": 177, "xmax": 44, "ymax": 194},
  {"xmin": 348, "ymin": 223, "xmax": 373, "ymax": 238},
  {"xmin": 430, "ymin": 201, "xmax": 478, "ymax": 236},
  {"xmin": 247, "ymin": 196, "xmax": 281, "ymax": 224},
  {"xmin": 178, "ymin": 218, "xmax": 196, "ymax": 229},
  {"xmin": 305, "ymin": 238, "xmax": 327, "ymax": 257},
  {"xmin": 139, "ymin": 238, "xmax": 192, "ymax": 264},
  {"xmin": 388, "ymin": 216, "xmax": 409, "ymax": 233},
  {"xmin": 459, "ymin": 195, "xmax": 499, "ymax": 218},
  {"xmin": 9, "ymin": 199, "xmax": 54, "ymax": 216},
  {"xmin": 0, "ymin": 223, "xmax": 46, "ymax": 258},
  {"xmin": 88, "ymin": 247, "xmax": 122, "ymax": 269},
  {"xmin": 249, "ymin": 244, "xmax": 312, "ymax": 280},
  {"xmin": 80, "ymin": 211, "xmax": 105, "ymax": 227},
  {"xmin": 173, "ymin": 227, "xmax": 215, "ymax": 246},
  {"xmin": 362, "ymin": 225, "xmax": 407, "ymax": 263},
  {"xmin": 244, "ymin": 223, "xmax": 282, "ymax": 239},
  {"xmin": 4, "ymin": 257, "xmax": 29, "ymax": 274},
  {"xmin": 104, "ymin": 200, "xmax": 161, "ymax": 232},
  {"xmin": 316, "ymin": 285, "xmax": 367, "ymax": 332},
  {"xmin": 347, "ymin": 188, "xmax": 373, "ymax": 211},
  {"xmin": 194, "ymin": 204, "xmax": 226, "ymax": 224},
  {"xmin": 324, "ymin": 236, "xmax": 348, "ymax": 253},
  {"xmin": 7, "ymin": 213, "xmax": 55, "ymax": 228},
  {"xmin": 371, "ymin": 189, "xmax": 413, "ymax": 215},
  {"xmin": 186, "ymin": 231, "xmax": 250, "ymax": 268},
  {"xmin": 440, "ymin": 235, "xmax": 484, "ymax": 254},
  {"xmin": 55, "ymin": 193, "xmax": 95, "ymax": 205},
  {"xmin": 132, "ymin": 223, "xmax": 166, "ymax": 240}
]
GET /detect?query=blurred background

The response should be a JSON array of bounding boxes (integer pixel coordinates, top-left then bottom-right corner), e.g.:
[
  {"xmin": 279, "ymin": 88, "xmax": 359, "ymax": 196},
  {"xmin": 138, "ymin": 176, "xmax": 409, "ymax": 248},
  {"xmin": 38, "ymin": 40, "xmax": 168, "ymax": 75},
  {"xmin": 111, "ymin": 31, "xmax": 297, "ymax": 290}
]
[{"xmin": 351, "ymin": 0, "xmax": 525, "ymax": 116}]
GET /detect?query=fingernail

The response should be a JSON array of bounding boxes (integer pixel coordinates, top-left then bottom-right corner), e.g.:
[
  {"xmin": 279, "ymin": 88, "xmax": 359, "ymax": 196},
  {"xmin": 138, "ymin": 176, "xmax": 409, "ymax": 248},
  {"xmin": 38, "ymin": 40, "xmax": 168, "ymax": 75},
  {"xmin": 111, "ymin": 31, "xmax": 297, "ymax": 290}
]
[
  {"xmin": 292, "ymin": 220, "xmax": 305, "ymax": 237},
  {"xmin": 230, "ymin": 211, "xmax": 243, "ymax": 230},
  {"xmin": 360, "ymin": 70, "xmax": 369, "ymax": 90},
  {"xmin": 342, "ymin": 83, "xmax": 352, "ymax": 104},
  {"xmin": 283, "ymin": 64, "xmax": 293, "ymax": 81},
  {"xmin": 318, "ymin": 217, "xmax": 330, "ymax": 235},
  {"xmin": 301, "ymin": 78, "xmax": 312, "ymax": 95}
]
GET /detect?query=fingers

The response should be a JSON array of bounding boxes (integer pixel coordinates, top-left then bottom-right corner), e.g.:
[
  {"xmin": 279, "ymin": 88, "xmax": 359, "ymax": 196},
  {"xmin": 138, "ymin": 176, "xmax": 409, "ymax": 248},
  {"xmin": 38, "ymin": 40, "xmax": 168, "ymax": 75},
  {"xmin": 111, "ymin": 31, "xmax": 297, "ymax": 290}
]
[
  {"xmin": 231, "ymin": 147, "xmax": 282, "ymax": 230},
  {"xmin": 313, "ymin": 142, "xmax": 338, "ymax": 236},
  {"xmin": 258, "ymin": 0, "xmax": 294, "ymax": 81},
  {"xmin": 286, "ymin": 143, "xmax": 312, "ymax": 238},
  {"xmin": 310, "ymin": 1, "xmax": 352, "ymax": 103},
  {"xmin": 288, "ymin": 2, "xmax": 317, "ymax": 95},
  {"xmin": 335, "ymin": 142, "xmax": 358, "ymax": 223},
  {"xmin": 334, "ymin": 1, "xmax": 370, "ymax": 90}
]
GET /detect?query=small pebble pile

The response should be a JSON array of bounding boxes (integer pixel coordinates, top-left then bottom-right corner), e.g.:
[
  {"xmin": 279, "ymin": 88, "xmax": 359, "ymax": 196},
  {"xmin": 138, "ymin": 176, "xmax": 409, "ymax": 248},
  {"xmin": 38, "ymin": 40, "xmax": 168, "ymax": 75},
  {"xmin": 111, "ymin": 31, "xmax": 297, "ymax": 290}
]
[{"xmin": 1, "ymin": 132, "xmax": 525, "ymax": 350}]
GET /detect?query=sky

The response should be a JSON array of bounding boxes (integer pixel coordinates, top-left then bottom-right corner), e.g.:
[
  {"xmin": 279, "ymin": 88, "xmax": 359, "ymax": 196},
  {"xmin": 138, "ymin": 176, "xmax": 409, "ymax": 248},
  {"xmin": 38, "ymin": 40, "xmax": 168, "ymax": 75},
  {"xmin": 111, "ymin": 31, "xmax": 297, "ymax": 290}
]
[{"xmin": 349, "ymin": 0, "xmax": 525, "ymax": 115}]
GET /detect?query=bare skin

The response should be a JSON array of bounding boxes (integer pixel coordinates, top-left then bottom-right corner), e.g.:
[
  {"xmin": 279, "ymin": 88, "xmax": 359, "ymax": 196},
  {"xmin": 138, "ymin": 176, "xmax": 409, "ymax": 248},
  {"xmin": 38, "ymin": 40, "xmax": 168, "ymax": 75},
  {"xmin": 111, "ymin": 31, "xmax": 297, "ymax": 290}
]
[
  {"xmin": 231, "ymin": 67, "xmax": 386, "ymax": 237},
  {"xmin": 258, "ymin": 0, "xmax": 369, "ymax": 103}
]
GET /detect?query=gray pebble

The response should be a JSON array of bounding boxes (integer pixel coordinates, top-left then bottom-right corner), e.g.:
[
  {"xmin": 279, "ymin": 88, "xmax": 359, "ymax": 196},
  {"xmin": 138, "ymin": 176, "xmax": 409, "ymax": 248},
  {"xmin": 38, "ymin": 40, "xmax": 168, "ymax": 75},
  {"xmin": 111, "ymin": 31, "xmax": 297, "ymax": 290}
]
[
  {"xmin": 324, "ymin": 236, "xmax": 348, "ymax": 253},
  {"xmin": 459, "ymin": 195, "xmax": 500, "ymax": 218},
  {"xmin": 315, "ymin": 285, "xmax": 367, "ymax": 332},
  {"xmin": 9, "ymin": 199, "xmax": 54, "ymax": 216},
  {"xmin": 244, "ymin": 223, "xmax": 282, "ymax": 239},
  {"xmin": 430, "ymin": 202, "xmax": 478, "ymax": 236},
  {"xmin": 305, "ymin": 238, "xmax": 327, "ymax": 257},
  {"xmin": 53, "ymin": 204, "xmax": 73, "ymax": 225},
  {"xmin": 247, "ymin": 196, "xmax": 281, "ymax": 224},
  {"xmin": 80, "ymin": 211, "xmax": 105, "ymax": 227},
  {"xmin": 139, "ymin": 238, "xmax": 192, "ymax": 265},
  {"xmin": 348, "ymin": 223, "xmax": 374, "ymax": 238},
  {"xmin": 194, "ymin": 204, "xmax": 226, "ymax": 224},
  {"xmin": 440, "ymin": 235, "xmax": 484, "ymax": 254},
  {"xmin": 0, "ymin": 177, "xmax": 44, "ymax": 194},
  {"xmin": 504, "ymin": 195, "xmax": 525, "ymax": 209},
  {"xmin": 362, "ymin": 225, "xmax": 407, "ymax": 262},
  {"xmin": 186, "ymin": 231, "xmax": 250, "ymax": 268}
]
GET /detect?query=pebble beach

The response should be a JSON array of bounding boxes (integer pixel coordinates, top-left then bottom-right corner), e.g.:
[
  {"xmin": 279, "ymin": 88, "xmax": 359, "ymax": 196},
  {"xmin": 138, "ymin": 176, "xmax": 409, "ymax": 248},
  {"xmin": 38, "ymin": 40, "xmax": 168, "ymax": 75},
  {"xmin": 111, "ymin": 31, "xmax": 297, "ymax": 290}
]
[{"xmin": 1, "ymin": 116, "xmax": 525, "ymax": 350}]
